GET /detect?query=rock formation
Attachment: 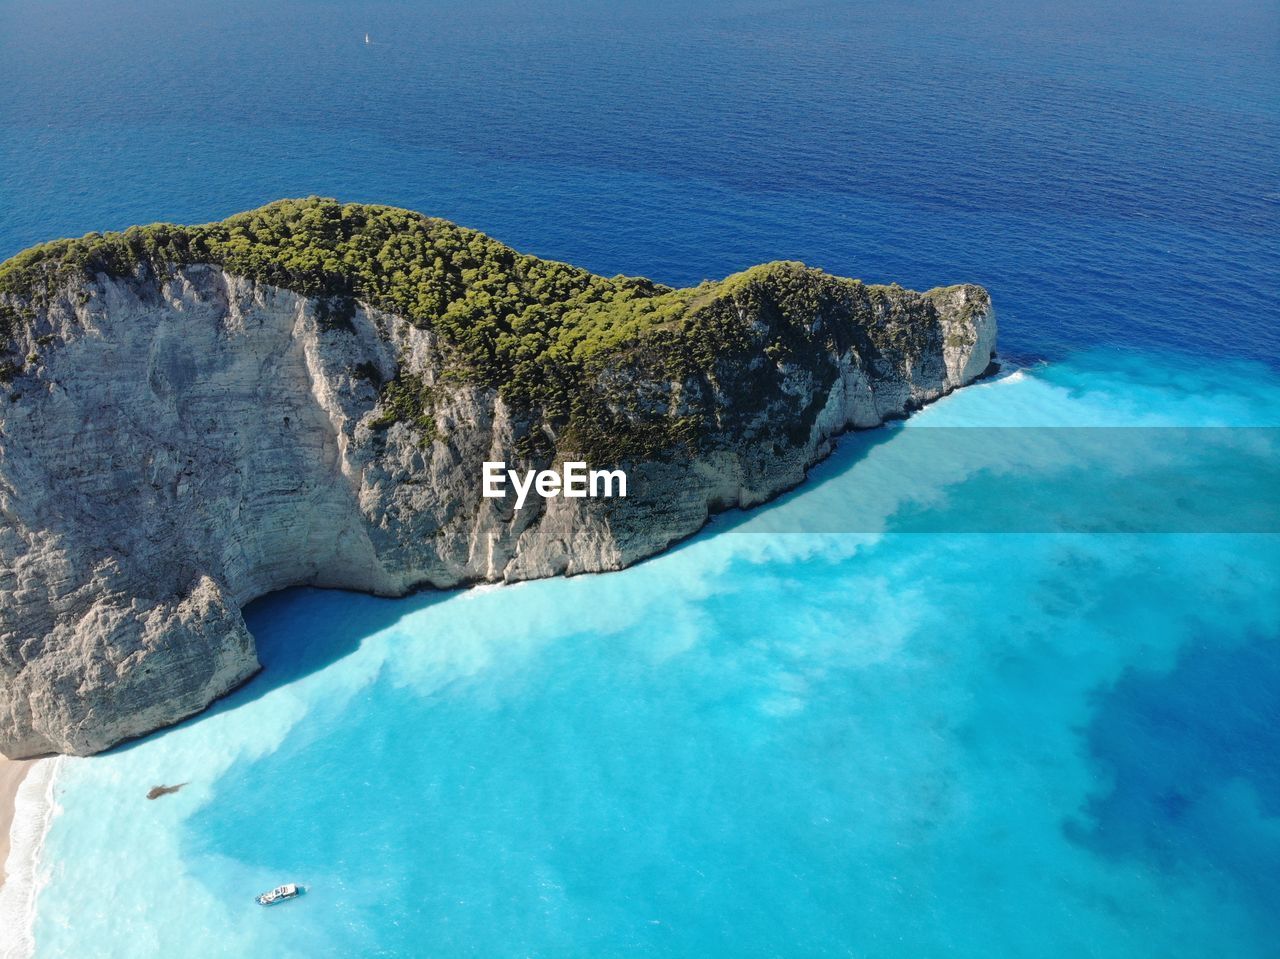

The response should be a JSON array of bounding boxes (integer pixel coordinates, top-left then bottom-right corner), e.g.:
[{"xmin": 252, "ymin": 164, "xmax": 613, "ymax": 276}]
[{"xmin": 0, "ymin": 200, "xmax": 995, "ymax": 757}]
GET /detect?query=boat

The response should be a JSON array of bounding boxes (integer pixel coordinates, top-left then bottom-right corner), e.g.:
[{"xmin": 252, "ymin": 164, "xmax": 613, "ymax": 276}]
[
  {"xmin": 365, "ymin": 32, "xmax": 371, "ymax": 44},
  {"xmin": 255, "ymin": 883, "xmax": 302, "ymax": 906}
]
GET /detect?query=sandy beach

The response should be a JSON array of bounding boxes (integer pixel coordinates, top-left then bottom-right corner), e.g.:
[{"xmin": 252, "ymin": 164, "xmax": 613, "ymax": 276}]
[{"xmin": 0, "ymin": 758, "xmax": 34, "ymax": 892}]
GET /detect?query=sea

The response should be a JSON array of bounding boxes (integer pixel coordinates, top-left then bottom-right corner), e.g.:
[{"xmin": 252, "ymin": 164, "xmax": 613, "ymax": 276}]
[{"xmin": 0, "ymin": 0, "xmax": 1277, "ymax": 956}]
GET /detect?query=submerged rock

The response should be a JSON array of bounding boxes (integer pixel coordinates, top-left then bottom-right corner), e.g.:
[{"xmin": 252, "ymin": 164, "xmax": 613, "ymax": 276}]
[
  {"xmin": 146, "ymin": 784, "xmax": 187, "ymax": 801},
  {"xmin": 0, "ymin": 199, "xmax": 996, "ymax": 757}
]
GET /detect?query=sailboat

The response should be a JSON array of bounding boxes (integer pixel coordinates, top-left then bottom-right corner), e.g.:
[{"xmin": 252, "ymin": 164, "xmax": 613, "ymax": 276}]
[{"xmin": 365, "ymin": 32, "xmax": 371, "ymax": 45}]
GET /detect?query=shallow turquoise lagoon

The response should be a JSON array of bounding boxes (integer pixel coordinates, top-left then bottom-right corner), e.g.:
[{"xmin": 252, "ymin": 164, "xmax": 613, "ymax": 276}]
[
  {"xmin": 19, "ymin": 353, "xmax": 1279, "ymax": 958},
  {"xmin": 4, "ymin": 0, "xmax": 1277, "ymax": 953}
]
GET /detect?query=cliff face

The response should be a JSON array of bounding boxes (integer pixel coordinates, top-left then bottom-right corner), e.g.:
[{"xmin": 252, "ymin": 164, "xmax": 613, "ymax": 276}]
[{"xmin": 0, "ymin": 211, "xmax": 995, "ymax": 758}]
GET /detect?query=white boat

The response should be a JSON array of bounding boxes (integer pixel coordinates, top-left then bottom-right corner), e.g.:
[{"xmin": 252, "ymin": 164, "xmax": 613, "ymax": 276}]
[
  {"xmin": 365, "ymin": 33, "xmax": 371, "ymax": 44},
  {"xmin": 256, "ymin": 883, "xmax": 302, "ymax": 906}
]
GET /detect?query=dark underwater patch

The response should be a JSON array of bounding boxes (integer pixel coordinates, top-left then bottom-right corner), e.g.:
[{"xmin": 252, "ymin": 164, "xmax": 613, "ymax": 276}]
[{"xmin": 1071, "ymin": 634, "xmax": 1280, "ymax": 916}]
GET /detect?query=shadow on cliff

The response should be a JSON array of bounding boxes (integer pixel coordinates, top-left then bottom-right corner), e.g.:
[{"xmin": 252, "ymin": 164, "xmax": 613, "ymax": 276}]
[
  {"xmin": 106, "ymin": 586, "xmax": 453, "ymax": 756},
  {"xmin": 105, "ymin": 404, "xmax": 935, "ymax": 759},
  {"xmin": 640, "ymin": 412, "xmax": 911, "ymax": 551}
]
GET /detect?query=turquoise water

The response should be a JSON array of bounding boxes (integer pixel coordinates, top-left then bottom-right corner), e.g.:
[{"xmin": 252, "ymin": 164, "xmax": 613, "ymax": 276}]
[
  {"xmin": 3, "ymin": 0, "xmax": 1278, "ymax": 953},
  {"xmin": 23, "ymin": 355, "xmax": 1280, "ymax": 957}
]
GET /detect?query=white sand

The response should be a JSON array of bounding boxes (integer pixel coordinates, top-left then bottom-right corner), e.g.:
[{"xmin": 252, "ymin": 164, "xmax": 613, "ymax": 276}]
[{"xmin": 0, "ymin": 759, "xmax": 34, "ymax": 893}]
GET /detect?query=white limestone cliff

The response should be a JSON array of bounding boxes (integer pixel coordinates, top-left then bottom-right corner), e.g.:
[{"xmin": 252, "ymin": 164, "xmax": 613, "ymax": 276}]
[{"xmin": 0, "ymin": 265, "xmax": 995, "ymax": 757}]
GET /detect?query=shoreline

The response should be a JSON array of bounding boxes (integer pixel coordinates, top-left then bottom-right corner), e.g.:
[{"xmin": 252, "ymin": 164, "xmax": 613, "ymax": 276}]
[
  {"xmin": 0, "ymin": 758, "xmax": 33, "ymax": 893},
  {"xmin": 0, "ymin": 756, "xmax": 55, "ymax": 959}
]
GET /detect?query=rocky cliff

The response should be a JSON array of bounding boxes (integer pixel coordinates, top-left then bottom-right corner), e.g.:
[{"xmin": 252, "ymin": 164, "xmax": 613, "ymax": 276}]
[{"xmin": 0, "ymin": 199, "xmax": 995, "ymax": 758}]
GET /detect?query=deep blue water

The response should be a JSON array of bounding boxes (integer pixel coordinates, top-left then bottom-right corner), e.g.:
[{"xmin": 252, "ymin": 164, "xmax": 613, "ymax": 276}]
[
  {"xmin": 1, "ymin": 1, "xmax": 1278, "ymax": 956},
  {"xmin": 2, "ymin": 0, "xmax": 1277, "ymax": 363}
]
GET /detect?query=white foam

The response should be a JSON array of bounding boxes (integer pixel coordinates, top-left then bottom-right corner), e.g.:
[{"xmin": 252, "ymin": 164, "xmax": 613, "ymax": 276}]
[{"xmin": 0, "ymin": 758, "xmax": 62, "ymax": 959}]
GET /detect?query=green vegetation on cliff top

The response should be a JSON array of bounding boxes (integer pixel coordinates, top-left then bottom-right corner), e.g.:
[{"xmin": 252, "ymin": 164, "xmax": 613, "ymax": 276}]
[{"xmin": 0, "ymin": 198, "xmax": 978, "ymax": 458}]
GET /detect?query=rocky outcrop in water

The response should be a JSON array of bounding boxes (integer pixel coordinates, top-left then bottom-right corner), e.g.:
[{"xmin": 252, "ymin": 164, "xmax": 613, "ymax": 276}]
[{"xmin": 0, "ymin": 201, "xmax": 995, "ymax": 757}]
